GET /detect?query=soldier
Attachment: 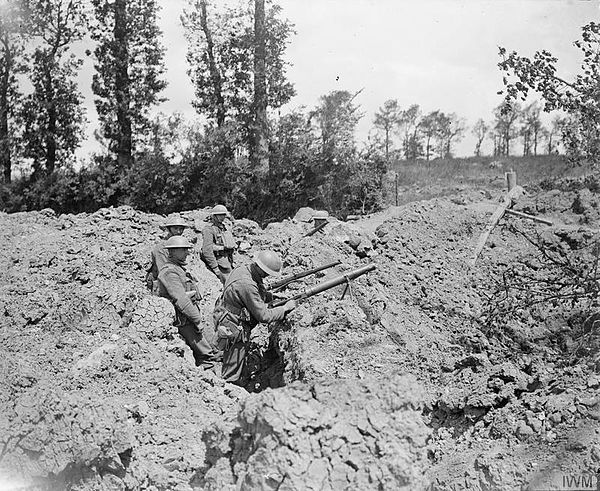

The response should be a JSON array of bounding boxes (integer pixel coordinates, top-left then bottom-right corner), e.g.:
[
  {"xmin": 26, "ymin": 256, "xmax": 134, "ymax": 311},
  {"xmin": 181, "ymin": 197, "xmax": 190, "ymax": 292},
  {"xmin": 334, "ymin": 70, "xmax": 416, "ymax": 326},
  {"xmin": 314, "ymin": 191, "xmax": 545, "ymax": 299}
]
[
  {"xmin": 158, "ymin": 236, "xmax": 220, "ymax": 371},
  {"xmin": 201, "ymin": 204, "xmax": 236, "ymax": 284},
  {"xmin": 213, "ymin": 250, "xmax": 296, "ymax": 387},
  {"xmin": 146, "ymin": 215, "xmax": 189, "ymax": 294}
]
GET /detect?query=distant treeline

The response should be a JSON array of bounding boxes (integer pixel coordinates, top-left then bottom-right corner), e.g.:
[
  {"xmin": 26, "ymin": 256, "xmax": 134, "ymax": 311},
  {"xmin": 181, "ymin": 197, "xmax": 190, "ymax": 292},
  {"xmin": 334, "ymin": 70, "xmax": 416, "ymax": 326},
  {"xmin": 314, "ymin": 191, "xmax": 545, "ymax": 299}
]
[{"xmin": 0, "ymin": 1, "xmax": 596, "ymax": 220}]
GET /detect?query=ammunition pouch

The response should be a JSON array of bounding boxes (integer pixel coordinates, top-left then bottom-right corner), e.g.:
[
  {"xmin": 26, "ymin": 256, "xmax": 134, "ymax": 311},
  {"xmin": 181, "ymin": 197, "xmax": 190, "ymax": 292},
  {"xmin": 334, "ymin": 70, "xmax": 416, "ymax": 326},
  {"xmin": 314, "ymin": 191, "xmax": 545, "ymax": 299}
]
[{"xmin": 213, "ymin": 297, "xmax": 250, "ymax": 350}]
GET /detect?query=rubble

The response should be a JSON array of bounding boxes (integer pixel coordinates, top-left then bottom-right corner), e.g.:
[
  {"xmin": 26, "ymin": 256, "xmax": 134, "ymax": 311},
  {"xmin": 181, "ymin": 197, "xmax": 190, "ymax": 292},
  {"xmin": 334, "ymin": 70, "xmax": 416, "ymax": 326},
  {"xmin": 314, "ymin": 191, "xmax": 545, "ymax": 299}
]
[{"xmin": 1, "ymin": 181, "xmax": 600, "ymax": 489}]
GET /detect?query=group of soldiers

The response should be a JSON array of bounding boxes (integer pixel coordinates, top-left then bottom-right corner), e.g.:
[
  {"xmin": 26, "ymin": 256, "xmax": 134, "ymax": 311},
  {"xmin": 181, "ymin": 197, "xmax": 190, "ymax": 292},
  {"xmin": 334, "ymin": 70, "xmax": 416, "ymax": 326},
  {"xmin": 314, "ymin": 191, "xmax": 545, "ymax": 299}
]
[{"xmin": 145, "ymin": 205, "xmax": 296, "ymax": 388}]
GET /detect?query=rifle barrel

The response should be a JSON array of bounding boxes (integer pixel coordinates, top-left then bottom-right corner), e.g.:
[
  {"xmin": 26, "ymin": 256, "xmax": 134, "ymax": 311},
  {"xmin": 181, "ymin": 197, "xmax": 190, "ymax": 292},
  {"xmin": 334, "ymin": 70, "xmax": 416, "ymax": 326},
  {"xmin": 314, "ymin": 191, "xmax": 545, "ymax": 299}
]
[
  {"xmin": 303, "ymin": 220, "xmax": 328, "ymax": 237},
  {"xmin": 271, "ymin": 263, "xmax": 376, "ymax": 307},
  {"xmin": 270, "ymin": 259, "xmax": 341, "ymax": 291}
]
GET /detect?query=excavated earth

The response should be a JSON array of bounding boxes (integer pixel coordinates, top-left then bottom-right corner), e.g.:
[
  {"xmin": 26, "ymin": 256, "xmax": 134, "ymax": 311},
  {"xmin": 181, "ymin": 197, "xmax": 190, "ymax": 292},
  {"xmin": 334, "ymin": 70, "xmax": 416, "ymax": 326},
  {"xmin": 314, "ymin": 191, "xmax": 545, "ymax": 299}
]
[{"xmin": 1, "ymin": 179, "xmax": 600, "ymax": 490}]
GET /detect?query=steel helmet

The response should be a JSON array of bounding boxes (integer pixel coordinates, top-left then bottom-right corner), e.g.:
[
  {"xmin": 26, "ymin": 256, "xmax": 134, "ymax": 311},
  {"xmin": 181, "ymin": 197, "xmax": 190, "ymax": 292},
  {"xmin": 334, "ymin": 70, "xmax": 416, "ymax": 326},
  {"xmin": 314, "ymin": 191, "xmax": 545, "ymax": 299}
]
[
  {"xmin": 254, "ymin": 250, "xmax": 282, "ymax": 276},
  {"xmin": 312, "ymin": 210, "xmax": 329, "ymax": 220},
  {"xmin": 164, "ymin": 236, "xmax": 193, "ymax": 249},
  {"xmin": 165, "ymin": 215, "xmax": 188, "ymax": 228},
  {"xmin": 211, "ymin": 204, "xmax": 229, "ymax": 215}
]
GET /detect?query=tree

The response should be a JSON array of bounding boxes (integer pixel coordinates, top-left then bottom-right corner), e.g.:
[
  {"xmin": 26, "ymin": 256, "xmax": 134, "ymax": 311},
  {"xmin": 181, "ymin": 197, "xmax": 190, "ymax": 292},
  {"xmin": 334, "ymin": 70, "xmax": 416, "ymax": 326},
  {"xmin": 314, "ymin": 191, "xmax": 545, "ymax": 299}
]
[
  {"xmin": 498, "ymin": 22, "xmax": 600, "ymax": 162},
  {"xmin": 373, "ymin": 99, "xmax": 401, "ymax": 162},
  {"xmin": 436, "ymin": 112, "xmax": 466, "ymax": 158},
  {"xmin": 251, "ymin": 0, "xmax": 268, "ymax": 174},
  {"xmin": 91, "ymin": 0, "xmax": 167, "ymax": 169},
  {"xmin": 420, "ymin": 110, "xmax": 441, "ymax": 161},
  {"xmin": 520, "ymin": 101, "xmax": 543, "ymax": 156},
  {"xmin": 312, "ymin": 89, "xmax": 363, "ymax": 211},
  {"xmin": 399, "ymin": 104, "xmax": 421, "ymax": 159},
  {"xmin": 19, "ymin": 0, "xmax": 87, "ymax": 176},
  {"xmin": 472, "ymin": 119, "xmax": 488, "ymax": 157},
  {"xmin": 182, "ymin": 0, "xmax": 295, "ymax": 140},
  {"xmin": 493, "ymin": 101, "xmax": 521, "ymax": 156},
  {"xmin": 0, "ymin": 0, "xmax": 27, "ymax": 183}
]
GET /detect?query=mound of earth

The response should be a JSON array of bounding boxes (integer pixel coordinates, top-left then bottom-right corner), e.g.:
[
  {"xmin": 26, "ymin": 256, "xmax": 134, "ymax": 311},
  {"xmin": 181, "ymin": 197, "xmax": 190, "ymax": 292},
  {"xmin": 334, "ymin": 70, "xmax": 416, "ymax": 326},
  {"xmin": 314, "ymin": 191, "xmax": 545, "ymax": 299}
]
[{"xmin": 1, "ymin": 179, "xmax": 600, "ymax": 490}]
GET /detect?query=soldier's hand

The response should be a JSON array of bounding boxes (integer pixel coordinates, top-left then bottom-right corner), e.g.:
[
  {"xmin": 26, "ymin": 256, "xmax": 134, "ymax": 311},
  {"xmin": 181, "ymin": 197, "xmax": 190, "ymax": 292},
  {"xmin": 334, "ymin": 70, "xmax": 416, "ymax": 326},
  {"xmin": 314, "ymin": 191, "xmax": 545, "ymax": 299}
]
[{"xmin": 283, "ymin": 299, "xmax": 297, "ymax": 312}]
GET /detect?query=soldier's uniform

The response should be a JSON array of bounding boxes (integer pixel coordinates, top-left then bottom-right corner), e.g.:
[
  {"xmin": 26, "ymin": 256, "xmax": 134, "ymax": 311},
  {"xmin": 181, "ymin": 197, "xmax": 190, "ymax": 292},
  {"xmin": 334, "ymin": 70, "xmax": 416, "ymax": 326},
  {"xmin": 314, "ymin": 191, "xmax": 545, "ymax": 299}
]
[
  {"xmin": 146, "ymin": 241, "xmax": 169, "ymax": 293},
  {"xmin": 158, "ymin": 258, "xmax": 219, "ymax": 370},
  {"xmin": 201, "ymin": 222, "xmax": 236, "ymax": 283},
  {"xmin": 213, "ymin": 264, "xmax": 288, "ymax": 385}
]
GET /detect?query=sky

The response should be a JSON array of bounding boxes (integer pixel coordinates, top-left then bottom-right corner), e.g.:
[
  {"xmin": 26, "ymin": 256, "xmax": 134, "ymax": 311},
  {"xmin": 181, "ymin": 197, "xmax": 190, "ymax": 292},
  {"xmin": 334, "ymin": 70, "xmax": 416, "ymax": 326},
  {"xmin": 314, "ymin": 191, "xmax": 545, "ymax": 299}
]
[{"xmin": 76, "ymin": 0, "xmax": 599, "ymax": 160}]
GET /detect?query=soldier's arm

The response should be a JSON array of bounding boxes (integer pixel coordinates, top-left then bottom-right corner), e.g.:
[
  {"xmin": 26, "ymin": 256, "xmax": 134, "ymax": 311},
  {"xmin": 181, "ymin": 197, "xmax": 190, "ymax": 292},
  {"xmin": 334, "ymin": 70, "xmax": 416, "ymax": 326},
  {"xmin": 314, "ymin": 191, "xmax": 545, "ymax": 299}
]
[
  {"xmin": 202, "ymin": 227, "xmax": 220, "ymax": 272},
  {"xmin": 241, "ymin": 283, "xmax": 288, "ymax": 324},
  {"xmin": 158, "ymin": 269, "xmax": 203, "ymax": 325}
]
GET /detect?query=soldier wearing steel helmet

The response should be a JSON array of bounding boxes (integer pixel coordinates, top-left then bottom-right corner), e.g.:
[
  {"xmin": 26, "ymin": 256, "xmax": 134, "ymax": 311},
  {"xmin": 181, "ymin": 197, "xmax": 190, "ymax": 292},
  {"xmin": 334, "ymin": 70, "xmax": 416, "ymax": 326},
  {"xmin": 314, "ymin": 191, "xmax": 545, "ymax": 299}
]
[
  {"xmin": 158, "ymin": 236, "xmax": 220, "ymax": 371},
  {"xmin": 201, "ymin": 204, "xmax": 237, "ymax": 285},
  {"xmin": 212, "ymin": 250, "xmax": 296, "ymax": 387},
  {"xmin": 146, "ymin": 215, "xmax": 189, "ymax": 294}
]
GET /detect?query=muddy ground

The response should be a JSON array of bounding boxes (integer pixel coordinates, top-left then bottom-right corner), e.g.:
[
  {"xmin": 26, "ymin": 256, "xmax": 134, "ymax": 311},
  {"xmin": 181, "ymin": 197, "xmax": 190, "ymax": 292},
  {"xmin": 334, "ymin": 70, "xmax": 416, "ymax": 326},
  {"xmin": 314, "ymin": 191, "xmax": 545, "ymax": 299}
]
[{"xmin": 1, "ymin": 176, "xmax": 600, "ymax": 490}]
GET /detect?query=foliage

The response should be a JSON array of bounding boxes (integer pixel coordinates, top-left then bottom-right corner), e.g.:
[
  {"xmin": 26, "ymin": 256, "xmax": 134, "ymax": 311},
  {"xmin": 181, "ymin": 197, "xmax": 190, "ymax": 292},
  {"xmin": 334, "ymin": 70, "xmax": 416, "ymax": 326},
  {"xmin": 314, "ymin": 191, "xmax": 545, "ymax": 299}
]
[
  {"xmin": 91, "ymin": 0, "xmax": 167, "ymax": 166},
  {"xmin": 182, "ymin": 0, "xmax": 295, "ymax": 130},
  {"xmin": 0, "ymin": 0, "xmax": 28, "ymax": 183},
  {"xmin": 18, "ymin": 0, "xmax": 87, "ymax": 175},
  {"xmin": 498, "ymin": 22, "xmax": 600, "ymax": 163},
  {"xmin": 373, "ymin": 99, "xmax": 401, "ymax": 161},
  {"xmin": 472, "ymin": 119, "xmax": 488, "ymax": 156}
]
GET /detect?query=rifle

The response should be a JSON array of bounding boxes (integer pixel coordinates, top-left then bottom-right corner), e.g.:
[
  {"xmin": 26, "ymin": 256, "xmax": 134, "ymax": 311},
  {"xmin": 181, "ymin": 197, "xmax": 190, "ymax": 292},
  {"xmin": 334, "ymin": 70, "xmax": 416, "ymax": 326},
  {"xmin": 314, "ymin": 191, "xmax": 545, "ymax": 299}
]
[
  {"xmin": 288, "ymin": 221, "xmax": 329, "ymax": 250},
  {"xmin": 270, "ymin": 264, "xmax": 376, "ymax": 307},
  {"xmin": 269, "ymin": 260, "xmax": 341, "ymax": 292}
]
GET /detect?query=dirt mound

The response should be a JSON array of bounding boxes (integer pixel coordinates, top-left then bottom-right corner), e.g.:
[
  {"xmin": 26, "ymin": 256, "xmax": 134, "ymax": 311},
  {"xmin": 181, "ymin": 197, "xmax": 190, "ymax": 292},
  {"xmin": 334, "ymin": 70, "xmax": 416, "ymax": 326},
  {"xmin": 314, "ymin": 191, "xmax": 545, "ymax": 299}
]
[
  {"xmin": 2, "ymin": 184, "xmax": 600, "ymax": 490},
  {"xmin": 201, "ymin": 375, "xmax": 430, "ymax": 490}
]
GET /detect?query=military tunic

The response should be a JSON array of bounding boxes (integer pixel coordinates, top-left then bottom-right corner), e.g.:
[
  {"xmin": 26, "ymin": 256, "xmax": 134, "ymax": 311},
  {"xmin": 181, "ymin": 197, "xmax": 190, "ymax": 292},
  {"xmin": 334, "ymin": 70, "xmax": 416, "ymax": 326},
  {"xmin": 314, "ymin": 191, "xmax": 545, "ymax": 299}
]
[
  {"xmin": 201, "ymin": 223, "xmax": 235, "ymax": 283},
  {"xmin": 158, "ymin": 258, "xmax": 219, "ymax": 370},
  {"xmin": 214, "ymin": 264, "xmax": 288, "ymax": 384},
  {"xmin": 146, "ymin": 241, "xmax": 170, "ymax": 293}
]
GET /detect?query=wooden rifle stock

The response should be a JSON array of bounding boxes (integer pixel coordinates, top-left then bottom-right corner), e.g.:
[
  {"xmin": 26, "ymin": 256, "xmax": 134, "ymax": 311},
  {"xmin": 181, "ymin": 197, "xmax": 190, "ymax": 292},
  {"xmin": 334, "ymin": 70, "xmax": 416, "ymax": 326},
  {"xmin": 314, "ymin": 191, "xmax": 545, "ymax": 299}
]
[{"xmin": 271, "ymin": 264, "xmax": 376, "ymax": 307}]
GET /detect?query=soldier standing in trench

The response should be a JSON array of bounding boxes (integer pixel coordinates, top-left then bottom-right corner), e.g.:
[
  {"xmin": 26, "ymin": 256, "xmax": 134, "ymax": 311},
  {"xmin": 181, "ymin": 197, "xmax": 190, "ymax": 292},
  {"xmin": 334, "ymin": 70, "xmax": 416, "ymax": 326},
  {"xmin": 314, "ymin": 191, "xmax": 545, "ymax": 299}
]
[
  {"xmin": 146, "ymin": 215, "xmax": 189, "ymax": 294},
  {"xmin": 201, "ymin": 205, "xmax": 236, "ymax": 285},
  {"xmin": 213, "ymin": 250, "xmax": 296, "ymax": 388},
  {"xmin": 158, "ymin": 236, "xmax": 220, "ymax": 371}
]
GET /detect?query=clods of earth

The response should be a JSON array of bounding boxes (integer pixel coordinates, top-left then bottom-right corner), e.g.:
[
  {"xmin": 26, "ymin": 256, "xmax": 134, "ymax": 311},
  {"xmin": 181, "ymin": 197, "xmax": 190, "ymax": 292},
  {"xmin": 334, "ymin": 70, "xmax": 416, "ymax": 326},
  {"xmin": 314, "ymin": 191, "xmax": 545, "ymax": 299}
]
[{"xmin": 1, "ymin": 179, "xmax": 600, "ymax": 490}]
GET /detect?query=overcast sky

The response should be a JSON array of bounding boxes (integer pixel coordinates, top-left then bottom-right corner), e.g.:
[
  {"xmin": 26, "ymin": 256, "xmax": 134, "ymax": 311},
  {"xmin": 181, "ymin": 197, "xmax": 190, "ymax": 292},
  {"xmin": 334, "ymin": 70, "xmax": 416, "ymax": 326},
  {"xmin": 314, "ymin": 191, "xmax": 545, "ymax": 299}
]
[{"xmin": 77, "ymin": 0, "xmax": 597, "ymax": 160}]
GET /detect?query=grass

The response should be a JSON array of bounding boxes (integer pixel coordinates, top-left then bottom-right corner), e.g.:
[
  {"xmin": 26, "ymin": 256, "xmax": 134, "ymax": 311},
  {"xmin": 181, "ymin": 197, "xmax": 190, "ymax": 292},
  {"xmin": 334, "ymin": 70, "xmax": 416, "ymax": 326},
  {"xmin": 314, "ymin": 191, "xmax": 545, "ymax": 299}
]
[{"xmin": 383, "ymin": 155, "xmax": 594, "ymax": 206}]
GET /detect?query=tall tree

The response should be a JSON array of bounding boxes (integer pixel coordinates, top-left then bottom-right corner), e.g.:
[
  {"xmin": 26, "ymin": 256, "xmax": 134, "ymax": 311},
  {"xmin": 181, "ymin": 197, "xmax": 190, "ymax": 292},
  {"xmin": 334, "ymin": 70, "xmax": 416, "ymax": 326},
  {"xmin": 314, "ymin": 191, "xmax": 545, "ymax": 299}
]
[
  {"xmin": 91, "ymin": 0, "xmax": 167, "ymax": 168},
  {"xmin": 373, "ymin": 99, "xmax": 401, "ymax": 162},
  {"xmin": 493, "ymin": 102, "xmax": 521, "ymax": 156},
  {"xmin": 182, "ymin": 0, "xmax": 295, "ymax": 140},
  {"xmin": 20, "ymin": 0, "xmax": 87, "ymax": 176},
  {"xmin": 436, "ymin": 112, "xmax": 466, "ymax": 158},
  {"xmin": 472, "ymin": 118, "xmax": 488, "ymax": 157},
  {"xmin": 420, "ymin": 111, "xmax": 441, "ymax": 161},
  {"xmin": 0, "ymin": 0, "xmax": 27, "ymax": 183},
  {"xmin": 499, "ymin": 22, "xmax": 600, "ymax": 162},
  {"xmin": 251, "ymin": 0, "xmax": 269, "ymax": 174},
  {"xmin": 399, "ymin": 104, "xmax": 421, "ymax": 159},
  {"xmin": 312, "ymin": 89, "xmax": 363, "ymax": 210}
]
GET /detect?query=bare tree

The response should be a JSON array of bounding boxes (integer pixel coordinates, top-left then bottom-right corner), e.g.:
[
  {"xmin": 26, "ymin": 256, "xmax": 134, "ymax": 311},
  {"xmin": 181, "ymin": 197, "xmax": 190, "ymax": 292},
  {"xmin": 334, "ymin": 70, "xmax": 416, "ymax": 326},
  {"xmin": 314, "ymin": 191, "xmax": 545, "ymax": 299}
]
[{"xmin": 472, "ymin": 118, "xmax": 488, "ymax": 157}]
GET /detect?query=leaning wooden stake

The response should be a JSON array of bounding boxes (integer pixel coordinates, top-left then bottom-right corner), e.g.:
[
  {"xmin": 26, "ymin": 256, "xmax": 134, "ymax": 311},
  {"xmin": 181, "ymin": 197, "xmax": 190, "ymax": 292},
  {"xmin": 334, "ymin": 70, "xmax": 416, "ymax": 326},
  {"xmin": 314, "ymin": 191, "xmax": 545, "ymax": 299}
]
[
  {"xmin": 504, "ymin": 208, "xmax": 553, "ymax": 226},
  {"xmin": 469, "ymin": 185, "xmax": 524, "ymax": 267}
]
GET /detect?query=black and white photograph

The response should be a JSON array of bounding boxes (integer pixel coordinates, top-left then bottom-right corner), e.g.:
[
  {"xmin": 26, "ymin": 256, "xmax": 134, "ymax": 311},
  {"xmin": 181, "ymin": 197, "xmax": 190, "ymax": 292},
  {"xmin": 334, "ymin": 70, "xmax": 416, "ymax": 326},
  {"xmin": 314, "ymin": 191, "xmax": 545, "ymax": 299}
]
[{"xmin": 1, "ymin": 0, "xmax": 599, "ymax": 489}]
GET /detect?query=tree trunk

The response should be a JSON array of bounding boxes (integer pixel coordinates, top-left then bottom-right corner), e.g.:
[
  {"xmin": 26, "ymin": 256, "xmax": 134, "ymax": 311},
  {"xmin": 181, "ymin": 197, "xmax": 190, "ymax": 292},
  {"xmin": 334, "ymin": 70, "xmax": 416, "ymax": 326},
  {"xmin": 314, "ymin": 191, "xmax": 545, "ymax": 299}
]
[
  {"xmin": 0, "ymin": 49, "xmax": 10, "ymax": 183},
  {"xmin": 384, "ymin": 126, "xmax": 389, "ymax": 161},
  {"xmin": 114, "ymin": 0, "xmax": 132, "ymax": 168},
  {"xmin": 43, "ymin": 64, "xmax": 56, "ymax": 174},
  {"xmin": 251, "ymin": 0, "xmax": 268, "ymax": 175},
  {"xmin": 199, "ymin": 0, "xmax": 225, "ymax": 127}
]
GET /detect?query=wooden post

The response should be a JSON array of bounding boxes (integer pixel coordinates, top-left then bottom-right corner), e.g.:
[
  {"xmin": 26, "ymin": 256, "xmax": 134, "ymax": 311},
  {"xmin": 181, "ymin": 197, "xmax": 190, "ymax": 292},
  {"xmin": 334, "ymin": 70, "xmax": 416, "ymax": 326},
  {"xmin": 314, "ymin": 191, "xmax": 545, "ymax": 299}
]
[
  {"xmin": 469, "ymin": 185, "xmax": 523, "ymax": 267},
  {"xmin": 395, "ymin": 172, "xmax": 399, "ymax": 206},
  {"xmin": 505, "ymin": 169, "xmax": 517, "ymax": 191}
]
